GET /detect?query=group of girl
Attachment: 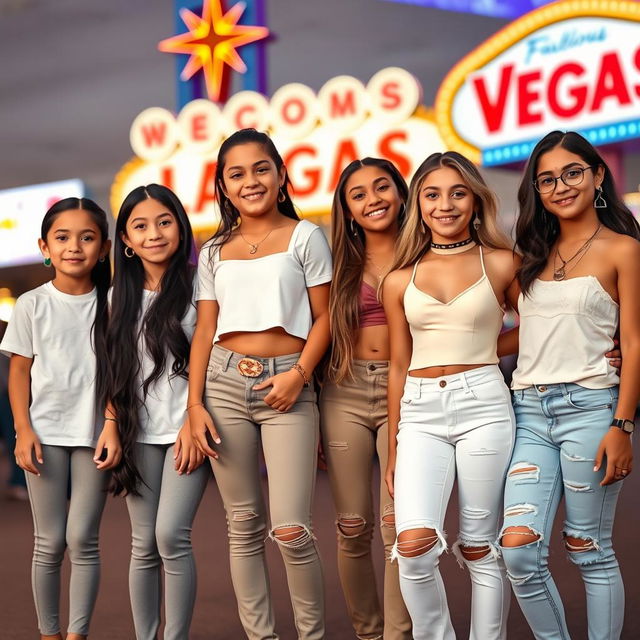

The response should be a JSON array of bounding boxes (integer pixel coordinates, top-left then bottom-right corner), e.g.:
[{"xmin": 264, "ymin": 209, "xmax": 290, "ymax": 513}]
[{"xmin": 1, "ymin": 126, "xmax": 637, "ymax": 640}]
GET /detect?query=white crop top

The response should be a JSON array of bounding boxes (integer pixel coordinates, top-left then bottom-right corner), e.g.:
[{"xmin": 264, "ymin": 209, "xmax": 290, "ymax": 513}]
[
  {"xmin": 403, "ymin": 247, "xmax": 504, "ymax": 370},
  {"xmin": 196, "ymin": 219, "xmax": 332, "ymax": 342},
  {"xmin": 512, "ymin": 276, "xmax": 619, "ymax": 389}
]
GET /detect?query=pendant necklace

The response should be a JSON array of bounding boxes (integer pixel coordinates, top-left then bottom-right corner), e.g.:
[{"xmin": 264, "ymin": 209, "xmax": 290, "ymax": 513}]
[
  {"xmin": 365, "ymin": 254, "xmax": 391, "ymax": 281},
  {"xmin": 239, "ymin": 226, "xmax": 277, "ymax": 254},
  {"xmin": 553, "ymin": 224, "xmax": 602, "ymax": 281}
]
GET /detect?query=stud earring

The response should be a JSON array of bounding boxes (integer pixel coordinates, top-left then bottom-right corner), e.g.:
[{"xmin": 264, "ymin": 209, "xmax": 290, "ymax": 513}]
[
  {"xmin": 594, "ymin": 186, "xmax": 607, "ymax": 209},
  {"xmin": 472, "ymin": 212, "xmax": 482, "ymax": 230},
  {"xmin": 124, "ymin": 247, "xmax": 135, "ymax": 258},
  {"xmin": 43, "ymin": 257, "xmax": 51, "ymax": 267}
]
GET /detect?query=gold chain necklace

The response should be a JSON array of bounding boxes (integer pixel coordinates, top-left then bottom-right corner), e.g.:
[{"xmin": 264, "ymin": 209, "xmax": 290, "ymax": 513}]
[
  {"xmin": 238, "ymin": 226, "xmax": 278, "ymax": 254},
  {"xmin": 553, "ymin": 224, "xmax": 602, "ymax": 281},
  {"xmin": 365, "ymin": 254, "xmax": 391, "ymax": 281}
]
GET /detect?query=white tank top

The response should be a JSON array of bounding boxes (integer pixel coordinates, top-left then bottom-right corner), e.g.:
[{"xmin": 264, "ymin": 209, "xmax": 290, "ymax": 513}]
[
  {"xmin": 512, "ymin": 276, "xmax": 619, "ymax": 389},
  {"xmin": 404, "ymin": 247, "xmax": 504, "ymax": 370}
]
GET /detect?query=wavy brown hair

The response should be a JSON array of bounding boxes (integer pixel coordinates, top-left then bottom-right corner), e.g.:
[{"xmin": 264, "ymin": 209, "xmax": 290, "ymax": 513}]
[
  {"xmin": 328, "ymin": 158, "xmax": 408, "ymax": 383},
  {"xmin": 390, "ymin": 151, "xmax": 510, "ymax": 273}
]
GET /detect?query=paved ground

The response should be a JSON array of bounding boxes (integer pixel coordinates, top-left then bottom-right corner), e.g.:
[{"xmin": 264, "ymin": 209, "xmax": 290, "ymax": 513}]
[{"xmin": 1, "ymin": 455, "xmax": 638, "ymax": 639}]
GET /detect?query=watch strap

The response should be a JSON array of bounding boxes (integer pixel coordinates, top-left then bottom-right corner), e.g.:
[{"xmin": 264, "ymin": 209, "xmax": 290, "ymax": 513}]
[{"xmin": 611, "ymin": 418, "xmax": 635, "ymax": 434}]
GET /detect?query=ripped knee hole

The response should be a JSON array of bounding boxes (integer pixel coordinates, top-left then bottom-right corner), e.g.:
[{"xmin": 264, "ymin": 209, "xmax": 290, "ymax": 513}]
[
  {"xmin": 337, "ymin": 516, "xmax": 367, "ymax": 537},
  {"xmin": 564, "ymin": 536, "xmax": 597, "ymax": 553},
  {"xmin": 501, "ymin": 526, "xmax": 540, "ymax": 548},
  {"xmin": 271, "ymin": 525, "xmax": 313, "ymax": 549},
  {"xmin": 459, "ymin": 544, "xmax": 491, "ymax": 560},
  {"xmin": 396, "ymin": 528, "xmax": 439, "ymax": 557}
]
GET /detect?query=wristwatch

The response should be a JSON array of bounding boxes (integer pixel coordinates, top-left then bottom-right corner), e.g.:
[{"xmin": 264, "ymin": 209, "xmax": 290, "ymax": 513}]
[{"xmin": 611, "ymin": 418, "xmax": 635, "ymax": 434}]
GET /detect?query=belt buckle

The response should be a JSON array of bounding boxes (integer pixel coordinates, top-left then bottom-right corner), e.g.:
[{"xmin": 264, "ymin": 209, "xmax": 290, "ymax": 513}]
[{"xmin": 237, "ymin": 357, "xmax": 264, "ymax": 378}]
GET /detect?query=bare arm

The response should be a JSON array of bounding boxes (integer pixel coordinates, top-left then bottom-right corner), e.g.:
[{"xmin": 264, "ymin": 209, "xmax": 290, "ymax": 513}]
[
  {"xmin": 595, "ymin": 239, "xmax": 640, "ymax": 485},
  {"xmin": 382, "ymin": 270, "xmax": 413, "ymax": 498},
  {"xmin": 188, "ymin": 300, "xmax": 221, "ymax": 458},
  {"xmin": 255, "ymin": 283, "xmax": 331, "ymax": 412},
  {"xmin": 8, "ymin": 354, "xmax": 42, "ymax": 475}
]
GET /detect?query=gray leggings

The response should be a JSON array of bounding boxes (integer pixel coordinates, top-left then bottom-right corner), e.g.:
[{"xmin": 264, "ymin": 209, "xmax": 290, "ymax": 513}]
[
  {"xmin": 25, "ymin": 445, "xmax": 109, "ymax": 636},
  {"xmin": 125, "ymin": 443, "xmax": 210, "ymax": 640}
]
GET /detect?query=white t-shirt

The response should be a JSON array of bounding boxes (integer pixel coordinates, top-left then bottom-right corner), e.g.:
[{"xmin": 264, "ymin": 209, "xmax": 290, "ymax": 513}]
[
  {"xmin": 196, "ymin": 219, "xmax": 332, "ymax": 342},
  {"xmin": 0, "ymin": 281, "xmax": 101, "ymax": 447},
  {"xmin": 135, "ymin": 289, "xmax": 196, "ymax": 444}
]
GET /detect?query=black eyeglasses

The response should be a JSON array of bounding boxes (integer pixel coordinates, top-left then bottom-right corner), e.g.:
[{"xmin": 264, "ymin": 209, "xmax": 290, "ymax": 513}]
[{"xmin": 533, "ymin": 166, "xmax": 596, "ymax": 194}]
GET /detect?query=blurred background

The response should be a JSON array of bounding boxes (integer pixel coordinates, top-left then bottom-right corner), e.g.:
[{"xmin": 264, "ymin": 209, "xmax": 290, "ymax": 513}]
[{"xmin": 1, "ymin": 1, "xmax": 639, "ymax": 637}]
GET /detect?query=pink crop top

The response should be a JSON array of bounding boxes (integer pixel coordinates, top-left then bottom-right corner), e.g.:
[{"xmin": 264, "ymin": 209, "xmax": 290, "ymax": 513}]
[{"xmin": 359, "ymin": 280, "xmax": 387, "ymax": 328}]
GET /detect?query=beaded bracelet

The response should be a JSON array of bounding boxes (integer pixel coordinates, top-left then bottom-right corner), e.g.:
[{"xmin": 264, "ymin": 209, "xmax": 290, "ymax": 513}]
[{"xmin": 290, "ymin": 363, "xmax": 310, "ymax": 386}]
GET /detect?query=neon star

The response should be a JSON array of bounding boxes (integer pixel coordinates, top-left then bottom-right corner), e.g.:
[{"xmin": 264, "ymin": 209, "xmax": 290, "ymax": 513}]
[{"xmin": 158, "ymin": 0, "xmax": 269, "ymax": 102}]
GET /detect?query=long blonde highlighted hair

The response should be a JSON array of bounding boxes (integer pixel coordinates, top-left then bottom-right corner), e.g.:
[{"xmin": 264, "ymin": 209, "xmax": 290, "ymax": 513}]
[
  {"xmin": 328, "ymin": 158, "xmax": 409, "ymax": 383},
  {"xmin": 390, "ymin": 152, "xmax": 510, "ymax": 272}
]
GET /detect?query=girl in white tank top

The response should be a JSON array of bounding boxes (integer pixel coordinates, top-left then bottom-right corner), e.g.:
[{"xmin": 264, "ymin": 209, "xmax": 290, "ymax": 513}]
[
  {"xmin": 383, "ymin": 151, "xmax": 521, "ymax": 640},
  {"xmin": 501, "ymin": 131, "xmax": 640, "ymax": 640}
]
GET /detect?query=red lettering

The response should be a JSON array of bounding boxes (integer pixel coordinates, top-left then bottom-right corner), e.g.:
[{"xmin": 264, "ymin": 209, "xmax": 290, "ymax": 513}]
[
  {"xmin": 517, "ymin": 70, "xmax": 543, "ymax": 126},
  {"xmin": 160, "ymin": 166, "xmax": 174, "ymax": 192},
  {"xmin": 329, "ymin": 139, "xmax": 360, "ymax": 192},
  {"xmin": 378, "ymin": 131, "xmax": 411, "ymax": 177},
  {"xmin": 191, "ymin": 114, "xmax": 207, "ymax": 142},
  {"xmin": 472, "ymin": 64, "xmax": 513, "ymax": 133},
  {"xmin": 547, "ymin": 63, "xmax": 587, "ymax": 119},
  {"xmin": 591, "ymin": 51, "xmax": 631, "ymax": 111},
  {"xmin": 235, "ymin": 105, "xmax": 258, "ymax": 129},
  {"xmin": 329, "ymin": 90, "xmax": 356, "ymax": 117},
  {"xmin": 635, "ymin": 46, "xmax": 640, "ymax": 98},
  {"xmin": 141, "ymin": 122, "xmax": 167, "ymax": 147},
  {"xmin": 282, "ymin": 98, "xmax": 306, "ymax": 125},
  {"xmin": 381, "ymin": 81, "xmax": 401, "ymax": 110},
  {"xmin": 283, "ymin": 146, "xmax": 320, "ymax": 197},
  {"xmin": 194, "ymin": 162, "xmax": 217, "ymax": 212}
]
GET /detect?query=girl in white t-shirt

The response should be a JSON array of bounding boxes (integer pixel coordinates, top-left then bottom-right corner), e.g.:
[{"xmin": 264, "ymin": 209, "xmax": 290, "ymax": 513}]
[
  {"xmin": 1, "ymin": 197, "xmax": 118, "ymax": 640},
  {"xmin": 106, "ymin": 184, "xmax": 209, "ymax": 640},
  {"xmin": 188, "ymin": 129, "xmax": 332, "ymax": 639}
]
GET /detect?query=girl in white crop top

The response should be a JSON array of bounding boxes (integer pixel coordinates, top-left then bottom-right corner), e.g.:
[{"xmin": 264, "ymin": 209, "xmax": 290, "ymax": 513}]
[
  {"xmin": 188, "ymin": 129, "xmax": 331, "ymax": 639},
  {"xmin": 383, "ymin": 151, "xmax": 522, "ymax": 640},
  {"xmin": 500, "ymin": 131, "xmax": 640, "ymax": 640}
]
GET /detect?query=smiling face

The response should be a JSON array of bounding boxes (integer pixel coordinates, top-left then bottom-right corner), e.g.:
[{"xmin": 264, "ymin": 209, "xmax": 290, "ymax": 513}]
[
  {"xmin": 535, "ymin": 145, "xmax": 604, "ymax": 221},
  {"xmin": 344, "ymin": 165, "xmax": 403, "ymax": 233},
  {"xmin": 39, "ymin": 209, "xmax": 108, "ymax": 279},
  {"xmin": 419, "ymin": 166, "xmax": 475, "ymax": 244},
  {"xmin": 121, "ymin": 197, "xmax": 180, "ymax": 271},
  {"xmin": 220, "ymin": 142, "xmax": 285, "ymax": 218}
]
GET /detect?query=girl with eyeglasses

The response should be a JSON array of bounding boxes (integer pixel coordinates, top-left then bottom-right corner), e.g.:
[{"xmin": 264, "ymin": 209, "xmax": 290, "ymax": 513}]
[{"xmin": 500, "ymin": 130, "xmax": 640, "ymax": 640}]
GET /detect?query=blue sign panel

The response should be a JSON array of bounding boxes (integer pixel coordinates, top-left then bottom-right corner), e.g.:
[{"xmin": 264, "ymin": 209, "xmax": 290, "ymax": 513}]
[{"xmin": 381, "ymin": 0, "xmax": 555, "ymax": 19}]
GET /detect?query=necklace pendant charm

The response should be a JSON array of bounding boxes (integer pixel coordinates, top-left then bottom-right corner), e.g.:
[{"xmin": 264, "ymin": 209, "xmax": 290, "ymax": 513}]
[
  {"xmin": 249, "ymin": 245, "xmax": 258, "ymax": 254},
  {"xmin": 553, "ymin": 267, "xmax": 565, "ymax": 281}
]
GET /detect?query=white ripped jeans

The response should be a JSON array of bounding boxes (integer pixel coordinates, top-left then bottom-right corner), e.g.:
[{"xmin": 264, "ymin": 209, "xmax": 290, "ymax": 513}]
[{"xmin": 393, "ymin": 365, "xmax": 515, "ymax": 640}]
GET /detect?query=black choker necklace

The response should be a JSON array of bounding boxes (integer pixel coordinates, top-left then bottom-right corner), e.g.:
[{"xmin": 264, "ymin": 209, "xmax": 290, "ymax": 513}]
[{"xmin": 431, "ymin": 237, "xmax": 474, "ymax": 250}]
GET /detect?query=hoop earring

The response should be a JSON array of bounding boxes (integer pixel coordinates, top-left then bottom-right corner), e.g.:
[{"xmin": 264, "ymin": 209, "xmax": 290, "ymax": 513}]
[
  {"xmin": 99, "ymin": 256, "xmax": 106, "ymax": 263},
  {"xmin": 124, "ymin": 246, "xmax": 135, "ymax": 258},
  {"xmin": 43, "ymin": 257, "xmax": 51, "ymax": 267},
  {"xmin": 472, "ymin": 212, "xmax": 482, "ymax": 231},
  {"xmin": 398, "ymin": 203, "xmax": 406, "ymax": 219},
  {"xmin": 594, "ymin": 186, "xmax": 607, "ymax": 209},
  {"xmin": 278, "ymin": 187, "xmax": 286, "ymax": 203},
  {"xmin": 350, "ymin": 219, "xmax": 359, "ymax": 237}
]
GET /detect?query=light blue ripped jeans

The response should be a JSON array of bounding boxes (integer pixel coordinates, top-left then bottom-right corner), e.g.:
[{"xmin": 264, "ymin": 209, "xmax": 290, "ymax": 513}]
[{"xmin": 501, "ymin": 384, "xmax": 624, "ymax": 640}]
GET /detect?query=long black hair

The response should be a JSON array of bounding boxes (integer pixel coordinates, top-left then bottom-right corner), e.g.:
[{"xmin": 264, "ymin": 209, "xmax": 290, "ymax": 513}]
[
  {"xmin": 41, "ymin": 197, "xmax": 111, "ymax": 411},
  {"xmin": 210, "ymin": 128, "xmax": 299, "ymax": 253},
  {"xmin": 516, "ymin": 130, "xmax": 640, "ymax": 294},
  {"xmin": 108, "ymin": 184, "xmax": 195, "ymax": 495}
]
